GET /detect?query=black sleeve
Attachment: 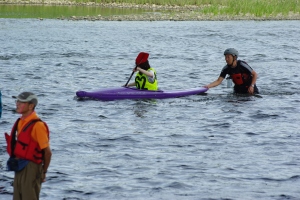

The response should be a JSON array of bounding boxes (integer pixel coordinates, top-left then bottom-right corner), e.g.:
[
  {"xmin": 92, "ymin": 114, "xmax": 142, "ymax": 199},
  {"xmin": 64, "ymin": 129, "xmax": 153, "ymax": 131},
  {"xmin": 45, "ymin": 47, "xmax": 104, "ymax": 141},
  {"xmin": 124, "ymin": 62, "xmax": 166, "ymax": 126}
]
[
  {"xmin": 239, "ymin": 61, "xmax": 253, "ymax": 73},
  {"xmin": 219, "ymin": 65, "xmax": 228, "ymax": 78}
]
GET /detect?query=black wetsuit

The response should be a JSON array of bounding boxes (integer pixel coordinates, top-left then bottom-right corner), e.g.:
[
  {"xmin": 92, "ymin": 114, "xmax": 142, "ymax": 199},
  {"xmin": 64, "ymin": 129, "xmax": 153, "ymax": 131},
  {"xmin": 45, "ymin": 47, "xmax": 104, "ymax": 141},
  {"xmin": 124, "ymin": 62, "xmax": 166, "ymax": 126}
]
[{"xmin": 220, "ymin": 60, "xmax": 259, "ymax": 94}]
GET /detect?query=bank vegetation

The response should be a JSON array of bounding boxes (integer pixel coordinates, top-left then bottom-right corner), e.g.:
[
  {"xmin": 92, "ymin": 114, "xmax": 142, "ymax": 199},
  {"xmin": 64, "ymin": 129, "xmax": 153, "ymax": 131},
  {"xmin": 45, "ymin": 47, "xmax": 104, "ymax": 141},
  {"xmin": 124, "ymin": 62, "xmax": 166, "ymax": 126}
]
[{"xmin": 1, "ymin": 0, "xmax": 299, "ymax": 20}]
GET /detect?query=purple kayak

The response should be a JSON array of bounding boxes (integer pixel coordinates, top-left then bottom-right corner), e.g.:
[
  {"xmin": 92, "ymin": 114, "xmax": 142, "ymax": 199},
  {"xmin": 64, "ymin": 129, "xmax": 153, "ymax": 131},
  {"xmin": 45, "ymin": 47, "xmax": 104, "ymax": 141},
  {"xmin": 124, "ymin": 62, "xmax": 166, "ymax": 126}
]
[{"xmin": 76, "ymin": 87, "xmax": 208, "ymax": 101}]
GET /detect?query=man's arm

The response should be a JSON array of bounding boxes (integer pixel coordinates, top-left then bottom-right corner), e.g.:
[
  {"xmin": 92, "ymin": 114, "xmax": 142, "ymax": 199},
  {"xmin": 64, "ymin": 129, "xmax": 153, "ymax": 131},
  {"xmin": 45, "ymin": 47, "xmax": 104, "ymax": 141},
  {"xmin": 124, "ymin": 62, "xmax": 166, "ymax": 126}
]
[
  {"xmin": 205, "ymin": 76, "xmax": 224, "ymax": 89},
  {"xmin": 250, "ymin": 70, "xmax": 258, "ymax": 86},
  {"xmin": 42, "ymin": 146, "xmax": 52, "ymax": 182}
]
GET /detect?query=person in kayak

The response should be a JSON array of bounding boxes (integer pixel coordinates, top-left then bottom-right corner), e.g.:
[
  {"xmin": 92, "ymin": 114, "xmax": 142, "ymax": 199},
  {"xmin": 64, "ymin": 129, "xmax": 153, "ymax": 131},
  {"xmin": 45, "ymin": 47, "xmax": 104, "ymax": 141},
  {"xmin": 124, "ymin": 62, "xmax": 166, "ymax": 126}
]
[
  {"xmin": 125, "ymin": 52, "xmax": 158, "ymax": 91},
  {"xmin": 204, "ymin": 48, "xmax": 259, "ymax": 94}
]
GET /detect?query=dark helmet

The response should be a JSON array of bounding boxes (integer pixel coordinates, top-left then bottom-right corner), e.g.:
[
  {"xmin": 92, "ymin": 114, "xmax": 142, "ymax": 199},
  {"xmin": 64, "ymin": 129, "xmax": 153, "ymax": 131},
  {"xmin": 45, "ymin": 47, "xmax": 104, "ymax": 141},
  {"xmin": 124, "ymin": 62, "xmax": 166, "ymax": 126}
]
[
  {"xmin": 13, "ymin": 92, "xmax": 38, "ymax": 106},
  {"xmin": 224, "ymin": 48, "xmax": 238, "ymax": 58}
]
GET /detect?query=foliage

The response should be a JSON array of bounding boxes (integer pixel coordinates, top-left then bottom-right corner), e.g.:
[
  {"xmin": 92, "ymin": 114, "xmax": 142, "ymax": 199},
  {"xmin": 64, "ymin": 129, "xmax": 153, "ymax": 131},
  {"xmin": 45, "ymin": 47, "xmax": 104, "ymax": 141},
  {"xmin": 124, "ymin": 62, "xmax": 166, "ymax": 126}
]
[{"xmin": 71, "ymin": 0, "xmax": 300, "ymax": 17}]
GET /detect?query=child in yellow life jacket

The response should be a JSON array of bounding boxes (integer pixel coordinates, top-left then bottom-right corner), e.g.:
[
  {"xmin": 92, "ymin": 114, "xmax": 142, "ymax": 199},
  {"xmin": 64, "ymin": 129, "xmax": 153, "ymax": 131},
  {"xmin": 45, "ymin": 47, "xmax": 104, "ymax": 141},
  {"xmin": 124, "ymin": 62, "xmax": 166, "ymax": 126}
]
[
  {"xmin": 125, "ymin": 52, "xmax": 158, "ymax": 91},
  {"xmin": 205, "ymin": 48, "xmax": 259, "ymax": 94}
]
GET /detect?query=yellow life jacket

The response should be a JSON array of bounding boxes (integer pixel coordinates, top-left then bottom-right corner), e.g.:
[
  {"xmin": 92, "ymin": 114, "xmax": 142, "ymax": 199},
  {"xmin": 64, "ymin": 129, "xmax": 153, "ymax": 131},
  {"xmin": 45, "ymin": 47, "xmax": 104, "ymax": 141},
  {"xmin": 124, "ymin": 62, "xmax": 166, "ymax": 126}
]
[{"xmin": 135, "ymin": 67, "xmax": 158, "ymax": 91}]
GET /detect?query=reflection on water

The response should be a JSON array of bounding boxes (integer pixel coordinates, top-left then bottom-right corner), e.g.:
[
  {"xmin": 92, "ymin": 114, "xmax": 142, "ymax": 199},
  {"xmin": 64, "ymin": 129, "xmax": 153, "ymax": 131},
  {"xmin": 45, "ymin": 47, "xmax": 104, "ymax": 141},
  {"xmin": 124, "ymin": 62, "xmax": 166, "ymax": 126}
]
[{"xmin": 132, "ymin": 99, "xmax": 157, "ymax": 118}]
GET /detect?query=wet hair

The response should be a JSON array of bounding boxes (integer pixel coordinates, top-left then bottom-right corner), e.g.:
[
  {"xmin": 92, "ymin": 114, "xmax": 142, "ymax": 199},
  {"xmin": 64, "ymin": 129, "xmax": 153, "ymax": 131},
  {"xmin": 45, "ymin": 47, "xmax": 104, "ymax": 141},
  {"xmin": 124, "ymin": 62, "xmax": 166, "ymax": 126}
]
[{"xmin": 138, "ymin": 60, "xmax": 151, "ymax": 71}]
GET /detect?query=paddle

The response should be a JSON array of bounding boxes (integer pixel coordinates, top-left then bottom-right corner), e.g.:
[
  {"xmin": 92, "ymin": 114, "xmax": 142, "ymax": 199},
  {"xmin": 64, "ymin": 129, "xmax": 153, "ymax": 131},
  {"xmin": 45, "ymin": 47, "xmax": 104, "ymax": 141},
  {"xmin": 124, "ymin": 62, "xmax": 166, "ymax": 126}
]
[{"xmin": 124, "ymin": 52, "xmax": 149, "ymax": 87}]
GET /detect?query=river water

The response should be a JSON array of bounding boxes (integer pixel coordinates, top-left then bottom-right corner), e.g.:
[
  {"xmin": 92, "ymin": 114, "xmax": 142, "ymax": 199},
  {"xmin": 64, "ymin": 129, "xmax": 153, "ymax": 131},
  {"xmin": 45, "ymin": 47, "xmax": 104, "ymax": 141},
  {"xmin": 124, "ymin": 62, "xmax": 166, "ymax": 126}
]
[{"xmin": 0, "ymin": 19, "xmax": 299, "ymax": 200}]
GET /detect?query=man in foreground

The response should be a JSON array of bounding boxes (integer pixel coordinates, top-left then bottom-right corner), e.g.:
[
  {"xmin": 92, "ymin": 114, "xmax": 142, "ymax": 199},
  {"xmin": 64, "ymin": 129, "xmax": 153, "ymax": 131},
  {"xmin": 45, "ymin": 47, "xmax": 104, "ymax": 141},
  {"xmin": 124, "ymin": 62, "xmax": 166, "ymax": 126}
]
[{"xmin": 5, "ymin": 92, "xmax": 52, "ymax": 200}]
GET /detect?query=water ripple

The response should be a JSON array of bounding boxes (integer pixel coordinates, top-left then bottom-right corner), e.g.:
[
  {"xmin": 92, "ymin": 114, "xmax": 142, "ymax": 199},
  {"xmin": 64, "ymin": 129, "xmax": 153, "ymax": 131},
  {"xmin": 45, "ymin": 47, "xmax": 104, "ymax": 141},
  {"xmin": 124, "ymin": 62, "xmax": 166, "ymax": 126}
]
[{"xmin": 0, "ymin": 19, "xmax": 299, "ymax": 200}]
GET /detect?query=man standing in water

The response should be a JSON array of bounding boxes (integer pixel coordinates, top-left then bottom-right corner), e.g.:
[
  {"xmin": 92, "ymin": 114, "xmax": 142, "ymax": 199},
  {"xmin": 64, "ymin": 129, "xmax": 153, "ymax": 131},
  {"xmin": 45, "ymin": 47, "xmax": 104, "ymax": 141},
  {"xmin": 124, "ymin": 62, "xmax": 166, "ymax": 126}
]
[
  {"xmin": 205, "ymin": 48, "xmax": 259, "ymax": 94},
  {"xmin": 5, "ymin": 92, "xmax": 52, "ymax": 200}
]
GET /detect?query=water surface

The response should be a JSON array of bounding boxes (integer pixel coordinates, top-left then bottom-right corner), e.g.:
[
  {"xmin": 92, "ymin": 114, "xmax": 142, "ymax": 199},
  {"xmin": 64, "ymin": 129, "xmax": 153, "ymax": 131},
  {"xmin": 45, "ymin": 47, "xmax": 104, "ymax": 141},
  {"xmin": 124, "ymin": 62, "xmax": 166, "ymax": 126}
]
[{"xmin": 0, "ymin": 19, "xmax": 299, "ymax": 200}]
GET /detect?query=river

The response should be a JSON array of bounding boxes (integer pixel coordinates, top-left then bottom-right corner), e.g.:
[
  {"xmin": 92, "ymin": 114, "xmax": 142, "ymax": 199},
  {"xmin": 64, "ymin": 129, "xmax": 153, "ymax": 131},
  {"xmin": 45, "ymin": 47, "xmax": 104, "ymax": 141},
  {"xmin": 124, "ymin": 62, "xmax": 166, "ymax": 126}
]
[{"xmin": 0, "ymin": 19, "xmax": 299, "ymax": 200}]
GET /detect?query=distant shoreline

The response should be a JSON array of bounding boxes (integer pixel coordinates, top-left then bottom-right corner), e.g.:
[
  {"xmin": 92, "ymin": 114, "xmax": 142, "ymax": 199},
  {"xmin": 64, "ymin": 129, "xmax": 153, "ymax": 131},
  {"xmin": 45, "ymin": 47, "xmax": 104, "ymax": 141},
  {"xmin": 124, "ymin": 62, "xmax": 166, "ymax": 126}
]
[{"xmin": 1, "ymin": 0, "xmax": 300, "ymax": 21}]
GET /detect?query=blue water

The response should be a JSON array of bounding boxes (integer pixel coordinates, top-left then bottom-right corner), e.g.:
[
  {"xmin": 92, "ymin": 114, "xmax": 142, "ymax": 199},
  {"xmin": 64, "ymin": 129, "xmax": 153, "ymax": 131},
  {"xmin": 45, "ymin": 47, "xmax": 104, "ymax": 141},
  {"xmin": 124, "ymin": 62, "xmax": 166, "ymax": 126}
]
[
  {"xmin": 0, "ymin": 91, "xmax": 2, "ymax": 118},
  {"xmin": 0, "ymin": 19, "xmax": 300, "ymax": 200}
]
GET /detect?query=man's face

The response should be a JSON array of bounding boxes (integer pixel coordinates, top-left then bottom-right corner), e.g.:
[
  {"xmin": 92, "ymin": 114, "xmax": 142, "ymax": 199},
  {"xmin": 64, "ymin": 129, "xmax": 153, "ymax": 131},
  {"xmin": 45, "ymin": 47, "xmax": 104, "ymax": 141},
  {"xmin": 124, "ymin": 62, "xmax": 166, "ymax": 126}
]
[
  {"xmin": 225, "ymin": 54, "xmax": 234, "ymax": 65},
  {"xmin": 16, "ymin": 100, "xmax": 33, "ymax": 114}
]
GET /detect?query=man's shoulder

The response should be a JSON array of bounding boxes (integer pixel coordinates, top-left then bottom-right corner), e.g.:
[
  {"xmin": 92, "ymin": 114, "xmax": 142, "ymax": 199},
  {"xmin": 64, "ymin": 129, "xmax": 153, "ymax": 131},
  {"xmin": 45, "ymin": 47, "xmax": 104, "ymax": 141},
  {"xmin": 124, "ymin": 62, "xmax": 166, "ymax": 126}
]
[
  {"xmin": 238, "ymin": 60, "xmax": 252, "ymax": 71},
  {"xmin": 238, "ymin": 60, "xmax": 250, "ymax": 66},
  {"xmin": 32, "ymin": 119, "xmax": 48, "ymax": 131},
  {"xmin": 221, "ymin": 65, "xmax": 229, "ymax": 71}
]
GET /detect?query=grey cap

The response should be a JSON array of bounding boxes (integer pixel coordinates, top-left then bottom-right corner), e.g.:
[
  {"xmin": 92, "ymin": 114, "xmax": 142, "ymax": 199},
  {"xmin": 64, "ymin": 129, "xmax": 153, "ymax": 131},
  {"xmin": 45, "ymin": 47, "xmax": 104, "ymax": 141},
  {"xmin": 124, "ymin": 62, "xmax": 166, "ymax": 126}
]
[
  {"xmin": 224, "ymin": 48, "xmax": 239, "ymax": 58},
  {"xmin": 13, "ymin": 92, "xmax": 38, "ymax": 106}
]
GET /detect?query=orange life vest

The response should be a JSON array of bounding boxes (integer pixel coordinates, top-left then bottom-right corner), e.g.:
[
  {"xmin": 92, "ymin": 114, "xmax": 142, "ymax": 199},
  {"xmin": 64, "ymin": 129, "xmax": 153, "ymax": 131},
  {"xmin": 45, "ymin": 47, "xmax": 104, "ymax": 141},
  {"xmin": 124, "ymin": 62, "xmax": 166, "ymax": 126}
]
[{"xmin": 5, "ymin": 118, "xmax": 49, "ymax": 164}]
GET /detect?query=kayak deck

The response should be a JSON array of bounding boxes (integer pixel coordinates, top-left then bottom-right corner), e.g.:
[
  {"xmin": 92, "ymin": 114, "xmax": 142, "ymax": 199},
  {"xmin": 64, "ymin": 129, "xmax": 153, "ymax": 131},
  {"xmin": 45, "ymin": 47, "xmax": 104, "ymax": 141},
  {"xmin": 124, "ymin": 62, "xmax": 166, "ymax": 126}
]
[{"xmin": 76, "ymin": 87, "xmax": 208, "ymax": 101}]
